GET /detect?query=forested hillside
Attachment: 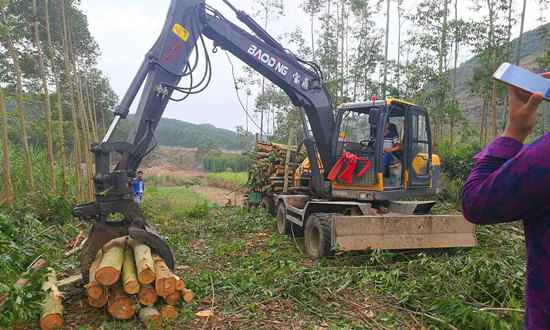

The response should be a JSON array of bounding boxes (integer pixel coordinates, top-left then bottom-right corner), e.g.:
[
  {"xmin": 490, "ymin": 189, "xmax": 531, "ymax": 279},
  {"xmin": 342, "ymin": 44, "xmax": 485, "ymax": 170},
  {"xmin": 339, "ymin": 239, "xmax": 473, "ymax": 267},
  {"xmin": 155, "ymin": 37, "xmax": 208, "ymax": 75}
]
[
  {"xmin": 112, "ymin": 115, "xmax": 253, "ymax": 151},
  {"xmin": 453, "ymin": 22, "xmax": 550, "ymax": 117}
]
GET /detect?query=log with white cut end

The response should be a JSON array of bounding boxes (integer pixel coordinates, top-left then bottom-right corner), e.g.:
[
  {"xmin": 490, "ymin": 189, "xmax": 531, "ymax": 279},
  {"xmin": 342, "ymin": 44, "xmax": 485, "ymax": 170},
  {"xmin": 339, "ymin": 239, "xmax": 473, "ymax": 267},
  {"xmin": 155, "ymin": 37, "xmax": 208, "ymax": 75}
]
[
  {"xmin": 95, "ymin": 237, "xmax": 126, "ymax": 286},
  {"xmin": 181, "ymin": 288, "xmax": 195, "ymax": 303},
  {"xmin": 163, "ymin": 290, "xmax": 180, "ymax": 306},
  {"xmin": 85, "ymin": 250, "xmax": 103, "ymax": 299},
  {"xmin": 122, "ymin": 244, "xmax": 139, "ymax": 294},
  {"xmin": 152, "ymin": 254, "xmax": 176, "ymax": 296},
  {"xmin": 159, "ymin": 304, "xmax": 179, "ymax": 319},
  {"xmin": 139, "ymin": 306, "xmax": 163, "ymax": 328},
  {"xmin": 196, "ymin": 310, "xmax": 215, "ymax": 322},
  {"xmin": 138, "ymin": 283, "xmax": 158, "ymax": 306},
  {"xmin": 128, "ymin": 238, "xmax": 156, "ymax": 284},
  {"xmin": 107, "ymin": 284, "xmax": 137, "ymax": 320},
  {"xmin": 88, "ymin": 291, "xmax": 108, "ymax": 308},
  {"xmin": 174, "ymin": 275, "xmax": 185, "ymax": 290},
  {"xmin": 39, "ymin": 268, "xmax": 64, "ymax": 330}
]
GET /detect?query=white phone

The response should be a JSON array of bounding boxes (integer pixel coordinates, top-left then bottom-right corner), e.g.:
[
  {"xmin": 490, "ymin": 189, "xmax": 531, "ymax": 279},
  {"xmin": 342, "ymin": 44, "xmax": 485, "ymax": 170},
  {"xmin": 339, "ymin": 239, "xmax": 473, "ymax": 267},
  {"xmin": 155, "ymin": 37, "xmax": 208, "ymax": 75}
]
[{"xmin": 493, "ymin": 62, "xmax": 550, "ymax": 102}]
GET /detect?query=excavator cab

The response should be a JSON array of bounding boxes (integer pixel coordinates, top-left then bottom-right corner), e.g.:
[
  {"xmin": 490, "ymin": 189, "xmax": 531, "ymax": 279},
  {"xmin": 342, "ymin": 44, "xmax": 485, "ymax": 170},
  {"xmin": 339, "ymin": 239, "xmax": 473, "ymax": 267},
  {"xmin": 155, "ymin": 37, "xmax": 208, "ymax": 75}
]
[
  {"xmin": 285, "ymin": 99, "xmax": 476, "ymax": 258},
  {"xmin": 330, "ymin": 98, "xmax": 440, "ymax": 200}
]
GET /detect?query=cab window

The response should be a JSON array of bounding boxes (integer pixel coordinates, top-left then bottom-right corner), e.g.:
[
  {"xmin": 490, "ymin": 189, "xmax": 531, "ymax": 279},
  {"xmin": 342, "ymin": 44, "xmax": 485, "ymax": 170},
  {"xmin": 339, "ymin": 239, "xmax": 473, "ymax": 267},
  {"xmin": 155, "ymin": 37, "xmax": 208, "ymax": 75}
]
[{"xmin": 338, "ymin": 110, "xmax": 372, "ymax": 154}]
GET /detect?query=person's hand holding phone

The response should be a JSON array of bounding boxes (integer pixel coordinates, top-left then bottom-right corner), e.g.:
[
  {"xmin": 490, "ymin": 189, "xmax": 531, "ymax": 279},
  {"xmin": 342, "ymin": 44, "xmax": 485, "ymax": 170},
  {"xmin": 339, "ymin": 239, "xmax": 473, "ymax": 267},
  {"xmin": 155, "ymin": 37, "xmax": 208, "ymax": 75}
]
[{"xmin": 503, "ymin": 72, "xmax": 550, "ymax": 143}]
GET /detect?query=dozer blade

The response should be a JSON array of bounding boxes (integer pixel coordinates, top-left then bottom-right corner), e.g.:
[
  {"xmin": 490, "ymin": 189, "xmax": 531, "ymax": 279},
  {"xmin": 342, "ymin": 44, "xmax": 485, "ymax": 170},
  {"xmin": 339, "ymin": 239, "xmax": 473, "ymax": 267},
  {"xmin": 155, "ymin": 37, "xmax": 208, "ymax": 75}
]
[{"xmin": 331, "ymin": 214, "xmax": 477, "ymax": 250}]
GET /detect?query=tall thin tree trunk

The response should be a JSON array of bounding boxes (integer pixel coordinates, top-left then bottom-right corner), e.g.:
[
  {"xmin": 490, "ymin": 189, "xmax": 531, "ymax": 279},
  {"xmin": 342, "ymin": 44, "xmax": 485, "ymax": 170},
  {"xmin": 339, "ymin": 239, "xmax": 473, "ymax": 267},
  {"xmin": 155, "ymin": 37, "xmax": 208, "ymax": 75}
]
[
  {"xmin": 32, "ymin": 0, "xmax": 56, "ymax": 191},
  {"xmin": 451, "ymin": 0, "xmax": 459, "ymax": 156},
  {"xmin": 491, "ymin": 48, "xmax": 498, "ymax": 138},
  {"xmin": 439, "ymin": 0, "xmax": 449, "ymax": 73},
  {"xmin": 382, "ymin": 0, "xmax": 390, "ymax": 99},
  {"xmin": 487, "ymin": 0, "xmax": 498, "ymax": 139},
  {"xmin": 69, "ymin": 30, "xmax": 95, "ymax": 202},
  {"xmin": 481, "ymin": 97, "xmax": 488, "ymax": 144},
  {"xmin": 84, "ymin": 73, "xmax": 99, "ymax": 142},
  {"xmin": 0, "ymin": 89, "xmax": 14, "ymax": 206},
  {"xmin": 90, "ymin": 80, "xmax": 104, "ymax": 136},
  {"xmin": 515, "ymin": 0, "xmax": 527, "ymax": 65},
  {"xmin": 310, "ymin": 12, "xmax": 315, "ymax": 61},
  {"xmin": 397, "ymin": 1, "xmax": 402, "ymax": 92},
  {"xmin": 340, "ymin": 0, "xmax": 345, "ymax": 100},
  {"xmin": 45, "ymin": 0, "xmax": 68, "ymax": 197},
  {"xmin": 1, "ymin": 4, "xmax": 35, "ymax": 192},
  {"xmin": 61, "ymin": 0, "xmax": 83, "ymax": 200},
  {"xmin": 503, "ymin": 0, "xmax": 513, "ymax": 126}
]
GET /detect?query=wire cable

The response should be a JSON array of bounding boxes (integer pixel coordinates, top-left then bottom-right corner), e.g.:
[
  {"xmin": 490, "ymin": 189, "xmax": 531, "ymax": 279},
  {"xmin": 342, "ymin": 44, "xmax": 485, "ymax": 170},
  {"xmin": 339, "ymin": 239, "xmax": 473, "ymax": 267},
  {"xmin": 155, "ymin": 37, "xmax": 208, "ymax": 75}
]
[{"xmin": 224, "ymin": 50, "xmax": 272, "ymax": 144}]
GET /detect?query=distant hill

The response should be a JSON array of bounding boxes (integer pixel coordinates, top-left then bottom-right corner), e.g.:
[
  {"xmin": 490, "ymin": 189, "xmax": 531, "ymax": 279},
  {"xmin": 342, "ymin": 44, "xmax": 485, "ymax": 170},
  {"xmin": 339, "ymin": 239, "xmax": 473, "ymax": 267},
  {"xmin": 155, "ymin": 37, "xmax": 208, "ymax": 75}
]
[
  {"xmin": 453, "ymin": 22, "xmax": 549, "ymax": 117},
  {"xmin": 113, "ymin": 115, "xmax": 253, "ymax": 151}
]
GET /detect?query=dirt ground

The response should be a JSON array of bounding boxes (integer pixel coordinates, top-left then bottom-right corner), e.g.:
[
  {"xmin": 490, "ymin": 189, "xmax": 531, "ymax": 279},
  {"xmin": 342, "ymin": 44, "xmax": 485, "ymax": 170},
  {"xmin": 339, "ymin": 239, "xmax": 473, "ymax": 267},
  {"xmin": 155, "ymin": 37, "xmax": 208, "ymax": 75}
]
[
  {"xmin": 191, "ymin": 185, "xmax": 245, "ymax": 206},
  {"xmin": 142, "ymin": 167, "xmax": 205, "ymax": 177}
]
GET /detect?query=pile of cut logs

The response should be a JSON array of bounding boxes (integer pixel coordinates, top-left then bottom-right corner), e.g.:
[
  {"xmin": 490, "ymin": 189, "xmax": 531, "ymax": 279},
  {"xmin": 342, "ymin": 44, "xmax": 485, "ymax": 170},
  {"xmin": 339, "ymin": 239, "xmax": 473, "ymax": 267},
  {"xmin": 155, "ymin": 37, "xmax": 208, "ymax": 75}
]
[
  {"xmin": 251, "ymin": 141, "xmax": 301, "ymax": 192},
  {"xmin": 39, "ymin": 237, "xmax": 194, "ymax": 329}
]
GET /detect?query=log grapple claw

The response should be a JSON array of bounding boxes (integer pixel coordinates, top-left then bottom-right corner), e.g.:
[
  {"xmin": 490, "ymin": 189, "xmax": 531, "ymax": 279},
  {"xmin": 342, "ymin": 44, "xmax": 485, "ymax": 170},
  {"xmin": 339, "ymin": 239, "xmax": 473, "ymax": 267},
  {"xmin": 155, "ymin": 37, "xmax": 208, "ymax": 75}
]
[{"xmin": 74, "ymin": 200, "xmax": 174, "ymax": 284}]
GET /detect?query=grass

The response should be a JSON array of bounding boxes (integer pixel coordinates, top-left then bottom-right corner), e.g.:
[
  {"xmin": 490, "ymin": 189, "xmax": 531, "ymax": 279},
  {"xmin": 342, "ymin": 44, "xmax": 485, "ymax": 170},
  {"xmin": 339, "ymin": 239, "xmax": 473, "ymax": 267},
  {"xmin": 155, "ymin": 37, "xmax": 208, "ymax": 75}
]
[
  {"xmin": 63, "ymin": 187, "xmax": 525, "ymax": 329},
  {"xmin": 206, "ymin": 172, "xmax": 248, "ymax": 186},
  {"xmin": 1, "ymin": 155, "xmax": 526, "ymax": 328}
]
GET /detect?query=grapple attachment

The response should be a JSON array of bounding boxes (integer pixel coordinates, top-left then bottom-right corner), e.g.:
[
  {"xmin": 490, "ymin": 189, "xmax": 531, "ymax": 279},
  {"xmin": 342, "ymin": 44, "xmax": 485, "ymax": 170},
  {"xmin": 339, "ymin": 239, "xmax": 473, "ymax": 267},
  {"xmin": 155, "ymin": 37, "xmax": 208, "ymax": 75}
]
[{"xmin": 73, "ymin": 200, "xmax": 174, "ymax": 283}]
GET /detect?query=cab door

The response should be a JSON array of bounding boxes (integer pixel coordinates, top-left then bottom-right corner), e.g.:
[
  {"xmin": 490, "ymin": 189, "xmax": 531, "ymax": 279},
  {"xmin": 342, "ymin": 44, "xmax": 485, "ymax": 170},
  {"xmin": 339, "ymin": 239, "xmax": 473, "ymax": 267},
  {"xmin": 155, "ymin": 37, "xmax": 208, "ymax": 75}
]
[{"xmin": 406, "ymin": 107, "xmax": 432, "ymax": 188}]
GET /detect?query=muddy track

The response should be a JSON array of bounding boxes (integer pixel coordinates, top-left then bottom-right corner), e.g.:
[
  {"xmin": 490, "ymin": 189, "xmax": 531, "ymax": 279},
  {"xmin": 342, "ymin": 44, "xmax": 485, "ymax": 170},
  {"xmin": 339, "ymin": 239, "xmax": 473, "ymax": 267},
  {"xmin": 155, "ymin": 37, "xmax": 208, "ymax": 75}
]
[{"xmin": 191, "ymin": 185, "xmax": 245, "ymax": 206}]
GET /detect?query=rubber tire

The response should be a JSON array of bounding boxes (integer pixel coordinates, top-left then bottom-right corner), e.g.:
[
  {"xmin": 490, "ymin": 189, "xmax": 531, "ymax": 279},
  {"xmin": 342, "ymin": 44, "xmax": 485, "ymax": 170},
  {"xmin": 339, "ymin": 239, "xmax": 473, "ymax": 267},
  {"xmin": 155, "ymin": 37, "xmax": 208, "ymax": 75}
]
[
  {"xmin": 259, "ymin": 197, "xmax": 275, "ymax": 215},
  {"xmin": 277, "ymin": 203, "xmax": 292, "ymax": 235},
  {"xmin": 305, "ymin": 213, "xmax": 333, "ymax": 259}
]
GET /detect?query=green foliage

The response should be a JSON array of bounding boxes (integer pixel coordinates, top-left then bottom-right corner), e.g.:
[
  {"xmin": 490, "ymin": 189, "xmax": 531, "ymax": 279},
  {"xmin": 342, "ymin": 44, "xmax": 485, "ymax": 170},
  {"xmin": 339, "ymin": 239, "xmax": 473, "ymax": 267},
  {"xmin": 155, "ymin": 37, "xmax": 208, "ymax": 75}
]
[
  {"xmin": 114, "ymin": 116, "xmax": 253, "ymax": 151},
  {"xmin": 0, "ymin": 198, "xmax": 77, "ymax": 328},
  {"xmin": 205, "ymin": 172, "xmax": 248, "ymax": 186},
  {"xmin": 0, "ymin": 146, "xmax": 83, "ymax": 201},
  {"xmin": 202, "ymin": 156, "xmax": 248, "ymax": 173},
  {"xmin": 131, "ymin": 187, "xmax": 527, "ymax": 328},
  {"xmin": 364, "ymin": 224, "xmax": 525, "ymax": 329},
  {"xmin": 440, "ymin": 143, "xmax": 482, "ymax": 181}
]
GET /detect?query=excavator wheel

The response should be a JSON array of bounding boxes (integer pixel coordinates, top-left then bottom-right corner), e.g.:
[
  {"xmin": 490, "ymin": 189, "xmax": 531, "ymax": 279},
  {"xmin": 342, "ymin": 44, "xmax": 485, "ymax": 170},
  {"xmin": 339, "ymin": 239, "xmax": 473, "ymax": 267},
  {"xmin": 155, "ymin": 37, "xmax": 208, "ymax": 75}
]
[
  {"xmin": 276, "ymin": 203, "xmax": 292, "ymax": 235},
  {"xmin": 305, "ymin": 213, "xmax": 334, "ymax": 259},
  {"xmin": 259, "ymin": 197, "xmax": 275, "ymax": 215}
]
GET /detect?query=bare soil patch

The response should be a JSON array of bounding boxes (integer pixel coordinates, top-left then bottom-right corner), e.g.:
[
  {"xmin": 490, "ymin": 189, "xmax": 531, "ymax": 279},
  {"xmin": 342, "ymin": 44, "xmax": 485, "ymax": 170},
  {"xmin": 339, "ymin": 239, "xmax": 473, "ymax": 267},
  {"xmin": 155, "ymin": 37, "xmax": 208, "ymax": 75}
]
[{"xmin": 191, "ymin": 186, "xmax": 245, "ymax": 206}]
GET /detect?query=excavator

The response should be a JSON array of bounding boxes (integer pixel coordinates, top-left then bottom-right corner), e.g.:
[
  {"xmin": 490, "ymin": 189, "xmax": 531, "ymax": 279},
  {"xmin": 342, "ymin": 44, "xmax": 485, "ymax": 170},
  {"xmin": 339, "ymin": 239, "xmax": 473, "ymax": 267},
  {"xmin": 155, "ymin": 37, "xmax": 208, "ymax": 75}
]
[{"xmin": 73, "ymin": 0, "xmax": 477, "ymax": 280}]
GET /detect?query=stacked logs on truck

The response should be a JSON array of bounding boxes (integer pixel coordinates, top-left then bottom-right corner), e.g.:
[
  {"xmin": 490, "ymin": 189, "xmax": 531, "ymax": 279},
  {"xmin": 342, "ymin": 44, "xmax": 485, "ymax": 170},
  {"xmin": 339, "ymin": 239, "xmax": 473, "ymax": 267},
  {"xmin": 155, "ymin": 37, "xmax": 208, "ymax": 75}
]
[
  {"xmin": 251, "ymin": 140, "xmax": 303, "ymax": 192},
  {"xmin": 84, "ymin": 237, "xmax": 194, "ymax": 327}
]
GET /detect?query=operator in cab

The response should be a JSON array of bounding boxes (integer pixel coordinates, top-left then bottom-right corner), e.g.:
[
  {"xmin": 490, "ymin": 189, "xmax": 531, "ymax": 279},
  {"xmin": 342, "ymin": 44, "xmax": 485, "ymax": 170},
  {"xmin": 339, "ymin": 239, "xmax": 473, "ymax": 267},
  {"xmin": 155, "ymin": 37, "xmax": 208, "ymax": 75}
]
[{"xmin": 382, "ymin": 121, "xmax": 401, "ymax": 171}]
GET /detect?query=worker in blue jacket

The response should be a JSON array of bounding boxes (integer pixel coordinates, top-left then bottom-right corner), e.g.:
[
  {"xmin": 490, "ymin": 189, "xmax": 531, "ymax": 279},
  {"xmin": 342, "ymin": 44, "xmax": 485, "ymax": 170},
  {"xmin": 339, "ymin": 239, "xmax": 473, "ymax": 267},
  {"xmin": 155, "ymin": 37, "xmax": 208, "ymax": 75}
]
[{"xmin": 134, "ymin": 171, "xmax": 145, "ymax": 204}]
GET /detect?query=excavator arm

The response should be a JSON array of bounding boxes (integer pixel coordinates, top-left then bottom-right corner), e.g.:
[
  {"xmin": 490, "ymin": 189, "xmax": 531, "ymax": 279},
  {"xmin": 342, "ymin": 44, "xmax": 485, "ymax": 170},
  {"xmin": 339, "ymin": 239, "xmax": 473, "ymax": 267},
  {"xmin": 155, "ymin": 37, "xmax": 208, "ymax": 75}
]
[{"xmin": 73, "ymin": 0, "xmax": 334, "ymax": 281}]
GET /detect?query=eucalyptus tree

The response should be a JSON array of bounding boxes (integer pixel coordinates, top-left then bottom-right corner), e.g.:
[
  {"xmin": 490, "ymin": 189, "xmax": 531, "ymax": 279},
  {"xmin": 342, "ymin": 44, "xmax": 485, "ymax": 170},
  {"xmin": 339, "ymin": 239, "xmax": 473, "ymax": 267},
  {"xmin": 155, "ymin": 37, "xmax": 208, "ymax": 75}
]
[
  {"xmin": 251, "ymin": 0, "xmax": 284, "ymax": 135},
  {"xmin": 405, "ymin": 0, "xmax": 452, "ymax": 147},
  {"xmin": 300, "ymin": 0, "xmax": 322, "ymax": 61},
  {"xmin": 0, "ymin": 89, "xmax": 14, "ymax": 206},
  {"xmin": 45, "ymin": 0, "xmax": 69, "ymax": 196},
  {"xmin": 0, "ymin": 2, "xmax": 35, "ymax": 192},
  {"xmin": 470, "ymin": 0, "xmax": 510, "ymax": 140},
  {"xmin": 32, "ymin": 0, "xmax": 56, "ymax": 190}
]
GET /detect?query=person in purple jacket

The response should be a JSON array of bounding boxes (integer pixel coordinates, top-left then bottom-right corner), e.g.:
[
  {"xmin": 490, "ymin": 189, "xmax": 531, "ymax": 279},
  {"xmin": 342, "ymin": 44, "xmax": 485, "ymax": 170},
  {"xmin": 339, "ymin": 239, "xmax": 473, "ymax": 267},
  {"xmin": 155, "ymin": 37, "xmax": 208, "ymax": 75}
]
[{"xmin": 461, "ymin": 72, "xmax": 550, "ymax": 329}]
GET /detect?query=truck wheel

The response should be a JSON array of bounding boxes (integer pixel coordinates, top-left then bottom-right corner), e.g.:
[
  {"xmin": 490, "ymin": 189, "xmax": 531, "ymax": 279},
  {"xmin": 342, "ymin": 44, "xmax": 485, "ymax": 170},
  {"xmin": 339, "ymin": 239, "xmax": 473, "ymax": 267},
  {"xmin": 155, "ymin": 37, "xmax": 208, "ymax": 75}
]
[
  {"xmin": 260, "ymin": 197, "xmax": 275, "ymax": 215},
  {"xmin": 305, "ymin": 213, "xmax": 333, "ymax": 259},
  {"xmin": 276, "ymin": 203, "xmax": 292, "ymax": 235}
]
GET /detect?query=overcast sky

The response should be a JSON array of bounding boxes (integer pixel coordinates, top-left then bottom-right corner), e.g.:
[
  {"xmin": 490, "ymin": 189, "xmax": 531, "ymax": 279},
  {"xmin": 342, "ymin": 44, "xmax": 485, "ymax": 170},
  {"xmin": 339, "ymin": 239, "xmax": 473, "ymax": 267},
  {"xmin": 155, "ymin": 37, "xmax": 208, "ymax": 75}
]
[{"xmin": 79, "ymin": 0, "xmax": 544, "ymax": 133}]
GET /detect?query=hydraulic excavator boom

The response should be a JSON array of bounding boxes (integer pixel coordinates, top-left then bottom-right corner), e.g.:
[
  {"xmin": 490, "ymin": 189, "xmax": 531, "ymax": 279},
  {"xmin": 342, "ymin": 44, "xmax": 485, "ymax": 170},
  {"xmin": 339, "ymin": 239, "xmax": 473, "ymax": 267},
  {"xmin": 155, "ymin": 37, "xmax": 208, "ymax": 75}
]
[{"xmin": 73, "ymin": 0, "xmax": 336, "ymax": 280}]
